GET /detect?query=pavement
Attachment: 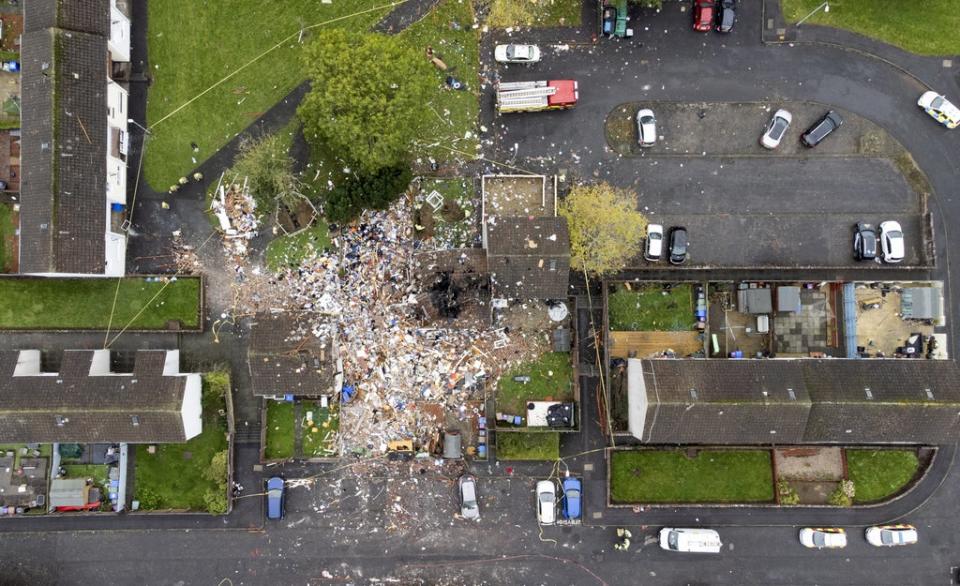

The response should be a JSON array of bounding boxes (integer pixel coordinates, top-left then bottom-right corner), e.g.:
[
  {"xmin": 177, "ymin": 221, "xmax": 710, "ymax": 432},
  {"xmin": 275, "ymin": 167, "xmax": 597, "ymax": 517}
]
[{"xmin": 4, "ymin": 1, "xmax": 960, "ymax": 584}]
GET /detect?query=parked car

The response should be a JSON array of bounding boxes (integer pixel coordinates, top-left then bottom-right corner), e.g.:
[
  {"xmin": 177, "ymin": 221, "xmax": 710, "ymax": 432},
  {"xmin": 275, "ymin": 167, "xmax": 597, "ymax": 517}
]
[
  {"xmin": 645, "ymin": 224, "xmax": 664, "ymax": 261},
  {"xmin": 866, "ymin": 524, "xmax": 918, "ymax": 547},
  {"xmin": 917, "ymin": 91, "xmax": 960, "ymax": 129},
  {"xmin": 668, "ymin": 226, "xmax": 688, "ymax": 265},
  {"xmin": 266, "ymin": 476, "xmax": 285, "ymax": 520},
  {"xmin": 853, "ymin": 222, "xmax": 878, "ymax": 261},
  {"xmin": 879, "ymin": 220, "xmax": 905, "ymax": 263},
  {"xmin": 659, "ymin": 528, "xmax": 722, "ymax": 553},
  {"xmin": 799, "ymin": 527, "xmax": 847, "ymax": 549},
  {"xmin": 536, "ymin": 480, "xmax": 557, "ymax": 525},
  {"xmin": 494, "ymin": 44, "xmax": 542, "ymax": 64},
  {"xmin": 602, "ymin": 7, "xmax": 617, "ymax": 36},
  {"xmin": 801, "ymin": 110, "xmax": 843, "ymax": 147},
  {"xmin": 692, "ymin": 0, "xmax": 715, "ymax": 32},
  {"xmin": 561, "ymin": 477, "xmax": 582, "ymax": 520},
  {"xmin": 717, "ymin": 0, "xmax": 737, "ymax": 33},
  {"xmin": 458, "ymin": 474, "xmax": 480, "ymax": 520},
  {"xmin": 761, "ymin": 109, "xmax": 792, "ymax": 149},
  {"xmin": 636, "ymin": 108, "xmax": 657, "ymax": 147}
]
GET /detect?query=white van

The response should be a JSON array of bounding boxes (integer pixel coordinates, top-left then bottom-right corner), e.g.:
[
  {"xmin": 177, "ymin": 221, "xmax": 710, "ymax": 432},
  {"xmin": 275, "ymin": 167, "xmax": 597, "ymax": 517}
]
[{"xmin": 659, "ymin": 528, "xmax": 722, "ymax": 553}]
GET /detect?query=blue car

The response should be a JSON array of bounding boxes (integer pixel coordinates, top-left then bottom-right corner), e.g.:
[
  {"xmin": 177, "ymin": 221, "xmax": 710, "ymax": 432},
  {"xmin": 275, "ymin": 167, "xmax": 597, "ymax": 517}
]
[
  {"xmin": 266, "ymin": 476, "xmax": 285, "ymax": 520},
  {"xmin": 561, "ymin": 477, "xmax": 582, "ymax": 520}
]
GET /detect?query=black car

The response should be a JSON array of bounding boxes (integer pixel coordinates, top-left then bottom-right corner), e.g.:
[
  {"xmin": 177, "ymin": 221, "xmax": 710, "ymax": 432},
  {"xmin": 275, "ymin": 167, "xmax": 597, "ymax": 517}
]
[
  {"xmin": 602, "ymin": 7, "xmax": 616, "ymax": 35},
  {"xmin": 854, "ymin": 222, "xmax": 878, "ymax": 261},
  {"xmin": 717, "ymin": 0, "xmax": 736, "ymax": 33},
  {"xmin": 801, "ymin": 110, "xmax": 843, "ymax": 148},
  {"xmin": 668, "ymin": 226, "xmax": 688, "ymax": 265}
]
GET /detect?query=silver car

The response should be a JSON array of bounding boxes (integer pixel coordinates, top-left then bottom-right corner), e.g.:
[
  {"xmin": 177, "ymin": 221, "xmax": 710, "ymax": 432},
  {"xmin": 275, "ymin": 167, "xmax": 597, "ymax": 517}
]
[
  {"xmin": 761, "ymin": 109, "xmax": 792, "ymax": 149},
  {"xmin": 458, "ymin": 474, "xmax": 480, "ymax": 520},
  {"xmin": 494, "ymin": 44, "xmax": 542, "ymax": 64},
  {"xmin": 636, "ymin": 108, "xmax": 657, "ymax": 147}
]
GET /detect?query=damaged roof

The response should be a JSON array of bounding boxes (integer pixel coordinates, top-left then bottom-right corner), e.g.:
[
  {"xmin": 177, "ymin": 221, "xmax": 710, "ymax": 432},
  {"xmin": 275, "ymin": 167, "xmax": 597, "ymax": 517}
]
[
  {"xmin": 487, "ymin": 216, "xmax": 570, "ymax": 300},
  {"xmin": 0, "ymin": 350, "xmax": 193, "ymax": 443},
  {"xmin": 248, "ymin": 313, "xmax": 340, "ymax": 397},
  {"xmin": 20, "ymin": 24, "xmax": 108, "ymax": 273}
]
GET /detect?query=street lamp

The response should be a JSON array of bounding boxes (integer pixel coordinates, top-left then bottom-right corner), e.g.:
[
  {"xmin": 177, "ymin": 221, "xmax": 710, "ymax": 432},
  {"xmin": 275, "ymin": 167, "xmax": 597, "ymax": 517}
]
[
  {"xmin": 796, "ymin": 1, "xmax": 829, "ymax": 27},
  {"xmin": 126, "ymin": 118, "xmax": 152, "ymax": 135}
]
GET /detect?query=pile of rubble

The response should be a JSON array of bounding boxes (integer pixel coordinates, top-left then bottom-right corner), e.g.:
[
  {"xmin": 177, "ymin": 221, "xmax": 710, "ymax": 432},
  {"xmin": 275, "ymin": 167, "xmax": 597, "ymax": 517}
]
[
  {"xmin": 210, "ymin": 176, "xmax": 260, "ymax": 258},
  {"xmin": 267, "ymin": 199, "xmax": 547, "ymax": 454}
]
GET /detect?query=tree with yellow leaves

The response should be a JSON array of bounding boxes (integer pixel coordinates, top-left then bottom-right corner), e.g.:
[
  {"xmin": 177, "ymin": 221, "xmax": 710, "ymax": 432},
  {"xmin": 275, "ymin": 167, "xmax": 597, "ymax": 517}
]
[{"xmin": 558, "ymin": 182, "xmax": 647, "ymax": 276}]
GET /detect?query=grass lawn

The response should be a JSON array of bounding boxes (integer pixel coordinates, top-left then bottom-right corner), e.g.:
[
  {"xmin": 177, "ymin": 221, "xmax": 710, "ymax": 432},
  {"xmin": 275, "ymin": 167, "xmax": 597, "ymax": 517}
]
[
  {"xmin": 846, "ymin": 449, "xmax": 920, "ymax": 503},
  {"xmin": 301, "ymin": 403, "xmax": 339, "ymax": 458},
  {"xmin": 497, "ymin": 352, "xmax": 574, "ymax": 417},
  {"xmin": 415, "ymin": 178, "xmax": 478, "ymax": 248},
  {"xmin": 264, "ymin": 401, "xmax": 296, "ymax": 460},
  {"xmin": 265, "ymin": 220, "xmax": 332, "ymax": 272},
  {"xmin": 488, "ymin": 0, "xmax": 582, "ymax": 28},
  {"xmin": 134, "ymin": 373, "xmax": 230, "ymax": 512},
  {"xmin": 781, "ymin": 0, "xmax": 960, "ymax": 55},
  {"xmin": 61, "ymin": 464, "xmax": 112, "ymax": 509},
  {"xmin": 496, "ymin": 432, "xmax": 560, "ymax": 461},
  {"xmin": 610, "ymin": 449, "xmax": 775, "ymax": 504},
  {"xmin": 144, "ymin": 1, "xmax": 392, "ymax": 189},
  {"xmin": 0, "ymin": 277, "xmax": 201, "ymax": 330},
  {"xmin": 401, "ymin": 0, "xmax": 480, "ymax": 161},
  {"xmin": 608, "ymin": 283, "xmax": 695, "ymax": 331},
  {"xmin": 0, "ymin": 444, "xmax": 52, "ymax": 468},
  {"xmin": 0, "ymin": 202, "xmax": 17, "ymax": 272}
]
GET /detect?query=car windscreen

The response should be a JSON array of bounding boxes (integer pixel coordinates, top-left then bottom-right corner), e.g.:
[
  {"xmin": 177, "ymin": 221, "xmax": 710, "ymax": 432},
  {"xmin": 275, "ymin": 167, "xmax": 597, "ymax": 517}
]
[
  {"xmin": 649, "ymin": 233, "xmax": 662, "ymax": 240},
  {"xmin": 640, "ymin": 115, "xmax": 654, "ymax": 124},
  {"xmin": 668, "ymin": 532, "xmax": 679, "ymax": 549},
  {"xmin": 771, "ymin": 119, "xmax": 787, "ymax": 139},
  {"xmin": 813, "ymin": 533, "xmax": 826, "ymax": 547},
  {"xmin": 886, "ymin": 231, "xmax": 903, "ymax": 239},
  {"xmin": 931, "ymin": 96, "xmax": 944, "ymax": 109}
]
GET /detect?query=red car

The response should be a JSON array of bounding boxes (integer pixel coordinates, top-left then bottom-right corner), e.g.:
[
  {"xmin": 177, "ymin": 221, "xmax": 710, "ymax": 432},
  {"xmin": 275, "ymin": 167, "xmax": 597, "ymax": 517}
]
[{"xmin": 692, "ymin": 0, "xmax": 715, "ymax": 32}]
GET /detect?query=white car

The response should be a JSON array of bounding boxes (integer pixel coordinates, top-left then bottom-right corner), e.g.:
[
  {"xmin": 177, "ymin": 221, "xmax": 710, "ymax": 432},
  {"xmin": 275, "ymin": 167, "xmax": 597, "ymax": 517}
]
[
  {"xmin": 879, "ymin": 220, "xmax": 905, "ymax": 263},
  {"xmin": 866, "ymin": 524, "xmax": 918, "ymax": 547},
  {"xmin": 761, "ymin": 109, "xmax": 792, "ymax": 149},
  {"xmin": 636, "ymin": 108, "xmax": 657, "ymax": 147},
  {"xmin": 799, "ymin": 527, "xmax": 847, "ymax": 549},
  {"xmin": 644, "ymin": 224, "xmax": 664, "ymax": 261},
  {"xmin": 458, "ymin": 474, "xmax": 480, "ymax": 520},
  {"xmin": 659, "ymin": 528, "xmax": 723, "ymax": 553},
  {"xmin": 536, "ymin": 480, "xmax": 556, "ymax": 525},
  {"xmin": 494, "ymin": 44, "xmax": 541, "ymax": 64},
  {"xmin": 917, "ymin": 91, "xmax": 960, "ymax": 129}
]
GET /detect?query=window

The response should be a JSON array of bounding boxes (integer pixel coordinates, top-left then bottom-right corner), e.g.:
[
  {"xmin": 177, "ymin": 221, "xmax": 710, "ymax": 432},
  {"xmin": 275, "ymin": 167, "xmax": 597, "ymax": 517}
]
[
  {"xmin": 131, "ymin": 415, "xmax": 141, "ymax": 426},
  {"xmin": 55, "ymin": 415, "xmax": 67, "ymax": 427}
]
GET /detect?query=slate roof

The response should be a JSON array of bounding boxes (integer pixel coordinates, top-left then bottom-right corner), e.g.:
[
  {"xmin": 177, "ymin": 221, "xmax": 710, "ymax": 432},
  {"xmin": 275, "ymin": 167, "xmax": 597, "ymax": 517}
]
[
  {"xmin": 630, "ymin": 359, "xmax": 960, "ymax": 444},
  {"xmin": 487, "ymin": 216, "xmax": 570, "ymax": 300},
  {"xmin": 20, "ymin": 27, "xmax": 108, "ymax": 273},
  {"xmin": 0, "ymin": 350, "xmax": 191, "ymax": 443},
  {"xmin": 24, "ymin": 0, "xmax": 110, "ymax": 35},
  {"xmin": 248, "ymin": 313, "xmax": 340, "ymax": 397}
]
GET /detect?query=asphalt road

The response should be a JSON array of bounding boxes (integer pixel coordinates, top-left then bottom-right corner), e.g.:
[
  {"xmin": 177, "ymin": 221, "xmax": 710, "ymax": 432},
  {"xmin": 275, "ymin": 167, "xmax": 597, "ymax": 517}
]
[{"xmin": 4, "ymin": 1, "xmax": 960, "ymax": 585}]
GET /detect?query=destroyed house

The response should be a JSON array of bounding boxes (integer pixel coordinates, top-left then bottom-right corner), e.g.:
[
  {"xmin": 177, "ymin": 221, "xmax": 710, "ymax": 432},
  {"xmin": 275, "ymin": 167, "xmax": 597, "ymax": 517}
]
[
  {"xmin": 248, "ymin": 313, "xmax": 342, "ymax": 399},
  {"xmin": 628, "ymin": 359, "xmax": 960, "ymax": 444},
  {"xmin": 20, "ymin": 0, "xmax": 131, "ymax": 275},
  {"xmin": 0, "ymin": 349, "xmax": 202, "ymax": 443},
  {"xmin": 487, "ymin": 217, "xmax": 570, "ymax": 300}
]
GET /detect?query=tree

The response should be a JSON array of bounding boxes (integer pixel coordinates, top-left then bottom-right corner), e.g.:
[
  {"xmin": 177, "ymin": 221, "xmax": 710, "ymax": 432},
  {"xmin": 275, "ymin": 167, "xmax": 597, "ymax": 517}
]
[
  {"xmin": 324, "ymin": 165, "xmax": 412, "ymax": 225},
  {"xmin": 231, "ymin": 132, "xmax": 302, "ymax": 211},
  {"xmin": 298, "ymin": 29, "xmax": 435, "ymax": 173},
  {"xmin": 558, "ymin": 182, "xmax": 647, "ymax": 276}
]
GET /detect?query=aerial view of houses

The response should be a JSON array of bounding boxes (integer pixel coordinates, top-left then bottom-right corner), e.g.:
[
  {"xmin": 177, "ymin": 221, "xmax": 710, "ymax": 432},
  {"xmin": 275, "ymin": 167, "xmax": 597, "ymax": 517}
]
[{"xmin": 1, "ymin": 0, "xmax": 960, "ymax": 584}]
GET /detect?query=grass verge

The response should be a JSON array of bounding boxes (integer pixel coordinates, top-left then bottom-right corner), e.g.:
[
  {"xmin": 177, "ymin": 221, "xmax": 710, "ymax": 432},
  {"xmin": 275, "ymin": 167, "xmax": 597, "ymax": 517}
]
[
  {"xmin": 0, "ymin": 277, "xmax": 201, "ymax": 330},
  {"xmin": 0, "ymin": 202, "xmax": 17, "ymax": 272},
  {"xmin": 264, "ymin": 401, "xmax": 296, "ymax": 460},
  {"xmin": 497, "ymin": 352, "xmax": 573, "ymax": 416},
  {"xmin": 608, "ymin": 283, "xmax": 695, "ymax": 331},
  {"xmin": 144, "ymin": 1, "xmax": 392, "ymax": 189},
  {"xmin": 610, "ymin": 449, "xmax": 774, "ymax": 503},
  {"xmin": 846, "ymin": 449, "xmax": 919, "ymax": 503},
  {"xmin": 134, "ymin": 372, "xmax": 230, "ymax": 513},
  {"xmin": 487, "ymin": 0, "xmax": 582, "ymax": 28},
  {"xmin": 781, "ymin": 0, "xmax": 960, "ymax": 56},
  {"xmin": 497, "ymin": 432, "xmax": 560, "ymax": 460}
]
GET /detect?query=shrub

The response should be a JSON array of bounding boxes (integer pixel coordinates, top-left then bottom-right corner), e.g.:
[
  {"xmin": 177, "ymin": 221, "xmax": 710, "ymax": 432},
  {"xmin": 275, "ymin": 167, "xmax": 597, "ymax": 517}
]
[
  {"xmin": 828, "ymin": 480, "xmax": 856, "ymax": 507},
  {"xmin": 136, "ymin": 487, "xmax": 162, "ymax": 510},
  {"xmin": 632, "ymin": 0, "xmax": 662, "ymax": 8},
  {"xmin": 204, "ymin": 450, "xmax": 229, "ymax": 484},
  {"xmin": 777, "ymin": 480, "xmax": 800, "ymax": 506},
  {"xmin": 203, "ymin": 487, "xmax": 229, "ymax": 515},
  {"xmin": 231, "ymin": 132, "xmax": 303, "ymax": 211},
  {"xmin": 324, "ymin": 165, "xmax": 413, "ymax": 224}
]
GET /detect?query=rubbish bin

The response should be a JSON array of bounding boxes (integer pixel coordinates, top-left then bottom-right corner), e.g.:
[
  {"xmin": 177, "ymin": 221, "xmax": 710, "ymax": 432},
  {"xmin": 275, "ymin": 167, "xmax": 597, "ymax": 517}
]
[{"xmin": 443, "ymin": 429, "xmax": 462, "ymax": 459}]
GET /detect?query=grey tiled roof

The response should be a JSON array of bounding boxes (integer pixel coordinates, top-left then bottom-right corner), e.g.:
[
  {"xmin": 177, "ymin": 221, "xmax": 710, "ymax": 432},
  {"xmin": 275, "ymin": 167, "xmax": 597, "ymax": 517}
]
[
  {"xmin": 20, "ymin": 28, "xmax": 108, "ymax": 273},
  {"xmin": 248, "ymin": 313, "xmax": 339, "ymax": 397},
  {"xmin": 0, "ymin": 351, "xmax": 190, "ymax": 443},
  {"xmin": 24, "ymin": 0, "xmax": 110, "ymax": 35},
  {"xmin": 634, "ymin": 359, "xmax": 960, "ymax": 444},
  {"xmin": 487, "ymin": 217, "xmax": 570, "ymax": 300}
]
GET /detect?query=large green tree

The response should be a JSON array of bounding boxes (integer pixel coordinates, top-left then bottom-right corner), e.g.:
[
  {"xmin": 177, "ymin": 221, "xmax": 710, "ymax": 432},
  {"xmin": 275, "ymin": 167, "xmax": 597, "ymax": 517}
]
[
  {"xmin": 559, "ymin": 182, "xmax": 647, "ymax": 276},
  {"xmin": 298, "ymin": 29, "xmax": 435, "ymax": 173}
]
